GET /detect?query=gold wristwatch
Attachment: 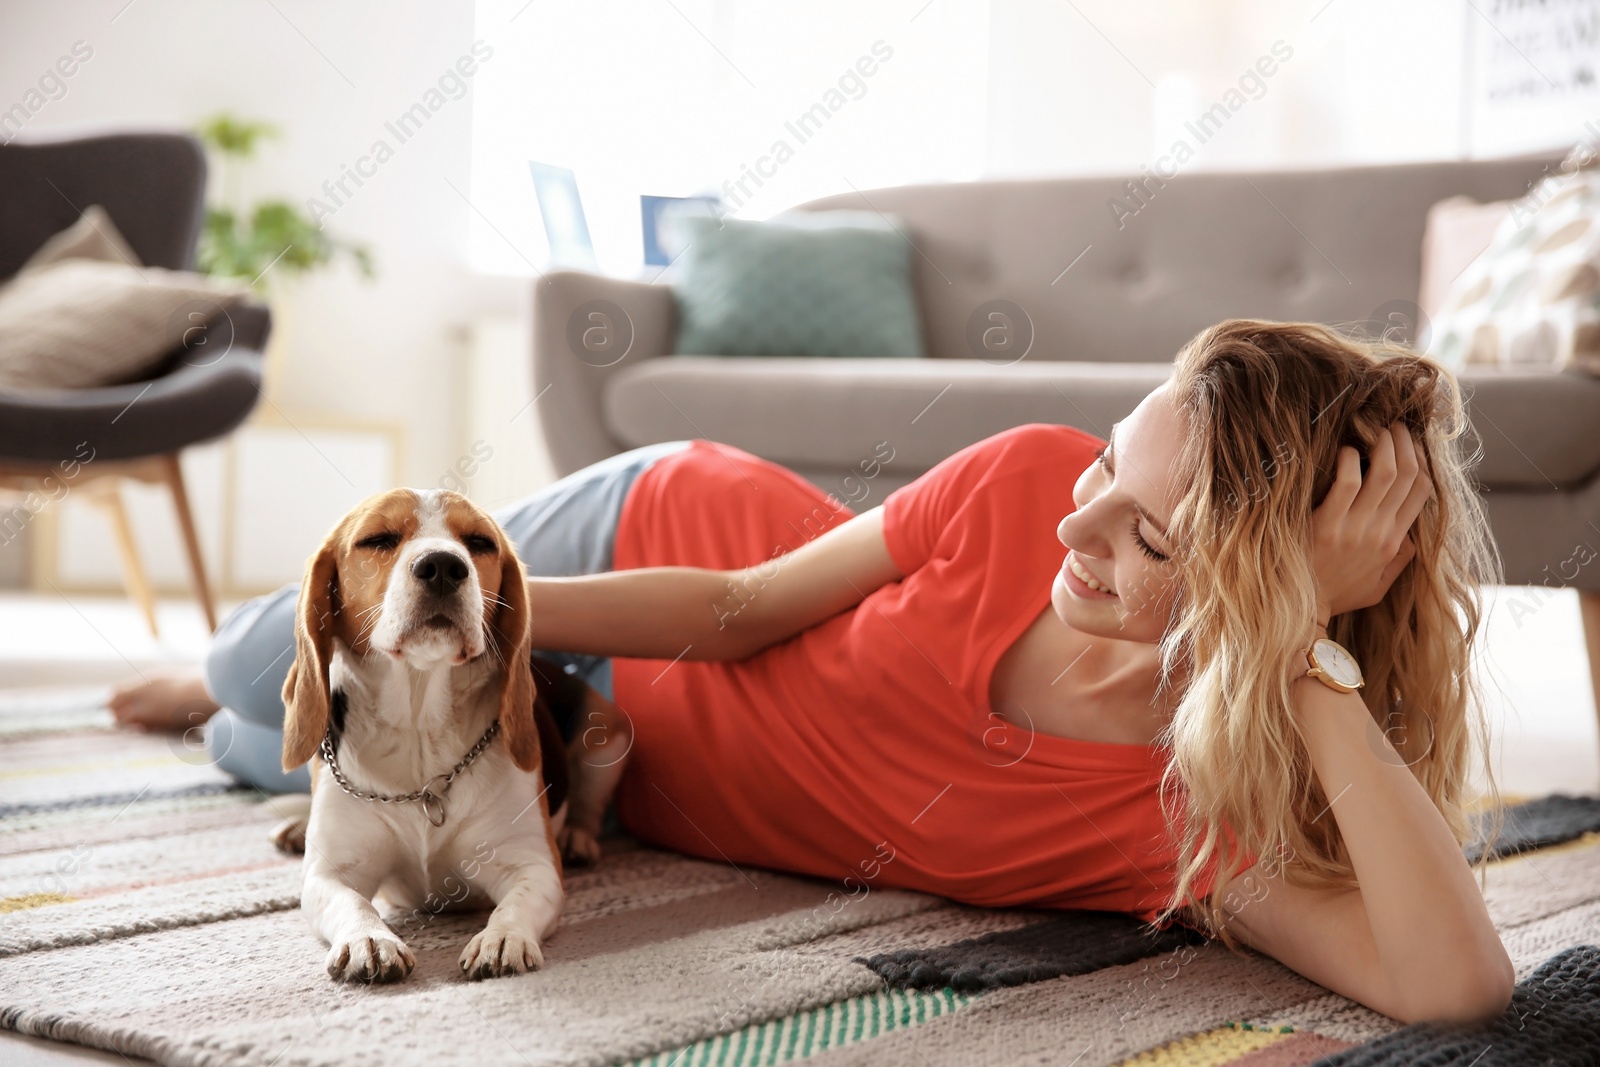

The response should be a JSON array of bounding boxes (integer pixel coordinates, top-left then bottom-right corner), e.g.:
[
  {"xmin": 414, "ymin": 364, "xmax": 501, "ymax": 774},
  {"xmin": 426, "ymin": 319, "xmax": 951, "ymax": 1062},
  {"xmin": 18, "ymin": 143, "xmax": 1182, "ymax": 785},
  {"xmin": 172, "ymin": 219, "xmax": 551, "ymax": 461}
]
[{"xmin": 1298, "ymin": 635, "xmax": 1365, "ymax": 694}]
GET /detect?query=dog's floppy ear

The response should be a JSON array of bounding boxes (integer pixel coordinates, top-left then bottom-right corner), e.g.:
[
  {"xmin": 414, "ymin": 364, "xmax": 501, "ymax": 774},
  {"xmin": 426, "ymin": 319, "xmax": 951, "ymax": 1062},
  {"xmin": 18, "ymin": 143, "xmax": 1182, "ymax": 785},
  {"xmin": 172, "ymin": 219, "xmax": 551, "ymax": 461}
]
[
  {"xmin": 490, "ymin": 526, "xmax": 540, "ymax": 772},
  {"xmin": 281, "ymin": 530, "xmax": 342, "ymax": 771}
]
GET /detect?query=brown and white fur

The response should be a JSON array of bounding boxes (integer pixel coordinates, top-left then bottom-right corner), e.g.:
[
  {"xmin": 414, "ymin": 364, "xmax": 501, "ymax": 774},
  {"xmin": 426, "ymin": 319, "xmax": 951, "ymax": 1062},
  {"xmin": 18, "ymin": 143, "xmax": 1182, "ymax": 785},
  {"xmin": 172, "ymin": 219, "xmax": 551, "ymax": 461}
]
[{"xmin": 274, "ymin": 487, "xmax": 629, "ymax": 984}]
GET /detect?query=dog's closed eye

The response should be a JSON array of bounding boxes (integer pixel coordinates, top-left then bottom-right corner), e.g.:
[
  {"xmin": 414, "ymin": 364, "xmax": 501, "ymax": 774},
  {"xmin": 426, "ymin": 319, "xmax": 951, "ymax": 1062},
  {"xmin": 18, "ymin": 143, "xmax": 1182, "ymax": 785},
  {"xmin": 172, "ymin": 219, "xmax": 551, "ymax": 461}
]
[
  {"xmin": 462, "ymin": 533, "xmax": 497, "ymax": 555},
  {"xmin": 356, "ymin": 532, "xmax": 401, "ymax": 551}
]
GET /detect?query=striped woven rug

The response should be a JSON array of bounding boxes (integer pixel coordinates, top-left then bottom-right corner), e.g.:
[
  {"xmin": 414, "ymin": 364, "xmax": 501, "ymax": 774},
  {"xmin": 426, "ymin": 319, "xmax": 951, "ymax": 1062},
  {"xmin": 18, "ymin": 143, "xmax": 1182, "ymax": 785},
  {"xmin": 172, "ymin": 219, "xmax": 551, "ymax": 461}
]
[{"xmin": 3, "ymin": 687, "xmax": 1600, "ymax": 1067}]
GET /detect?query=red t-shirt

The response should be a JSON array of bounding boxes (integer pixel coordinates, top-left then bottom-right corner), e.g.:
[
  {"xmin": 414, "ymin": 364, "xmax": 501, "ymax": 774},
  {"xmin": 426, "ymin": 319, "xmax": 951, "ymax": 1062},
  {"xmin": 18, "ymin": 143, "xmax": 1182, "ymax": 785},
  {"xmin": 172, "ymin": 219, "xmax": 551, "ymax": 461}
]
[{"xmin": 610, "ymin": 426, "xmax": 1195, "ymax": 922}]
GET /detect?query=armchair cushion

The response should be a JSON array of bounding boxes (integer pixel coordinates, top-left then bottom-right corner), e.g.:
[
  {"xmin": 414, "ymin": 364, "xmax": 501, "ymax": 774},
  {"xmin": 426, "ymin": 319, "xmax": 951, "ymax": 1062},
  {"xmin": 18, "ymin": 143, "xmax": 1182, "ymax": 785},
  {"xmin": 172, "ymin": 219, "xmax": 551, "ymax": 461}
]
[
  {"xmin": 18, "ymin": 205, "xmax": 141, "ymax": 272},
  {"xmin": 0, "ymin": 258, "xmax": 248, "ymax": 389}
]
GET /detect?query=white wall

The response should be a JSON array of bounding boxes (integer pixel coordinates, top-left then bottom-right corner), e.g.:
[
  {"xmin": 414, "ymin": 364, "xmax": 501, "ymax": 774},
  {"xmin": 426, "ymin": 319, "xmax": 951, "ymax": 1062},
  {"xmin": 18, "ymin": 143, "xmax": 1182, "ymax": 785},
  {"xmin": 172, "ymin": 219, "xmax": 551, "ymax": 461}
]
[
  {"xmin": 986, "ymin": 0, "xmax": 1477, "ymax": 178},
  {"xmin": 986, "ymin": 0, "xmax": 1600, "ymax": 177},
  {"xmin": 1, "ymin": 0, "xmax": 529, "ymax": 501}
]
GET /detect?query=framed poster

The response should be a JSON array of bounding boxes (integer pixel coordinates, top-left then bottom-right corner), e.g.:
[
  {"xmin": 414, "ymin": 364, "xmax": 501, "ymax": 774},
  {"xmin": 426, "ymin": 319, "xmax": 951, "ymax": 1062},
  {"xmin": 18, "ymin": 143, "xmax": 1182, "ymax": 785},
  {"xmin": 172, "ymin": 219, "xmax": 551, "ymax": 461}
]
[{"xmin": 1467, "ymin": 0, "xmax": 1600, "ymax": 157}]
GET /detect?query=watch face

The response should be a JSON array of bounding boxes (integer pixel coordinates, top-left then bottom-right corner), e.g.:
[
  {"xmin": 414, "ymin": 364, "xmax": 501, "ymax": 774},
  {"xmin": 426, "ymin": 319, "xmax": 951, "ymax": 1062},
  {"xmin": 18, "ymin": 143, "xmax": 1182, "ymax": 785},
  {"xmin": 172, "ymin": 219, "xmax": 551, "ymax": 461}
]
[{"xmin": 1312, "ymin": 638, "xmax": 1362, "ymax": 687}]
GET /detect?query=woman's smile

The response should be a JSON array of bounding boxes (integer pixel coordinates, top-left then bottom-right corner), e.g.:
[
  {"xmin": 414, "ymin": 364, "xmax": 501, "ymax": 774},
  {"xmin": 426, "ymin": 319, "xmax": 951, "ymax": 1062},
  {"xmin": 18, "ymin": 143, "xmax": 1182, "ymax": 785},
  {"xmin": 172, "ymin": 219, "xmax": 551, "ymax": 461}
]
[{"xmin": 1063, "ymin": 550, "xmax": 1119, "ymax": 599}]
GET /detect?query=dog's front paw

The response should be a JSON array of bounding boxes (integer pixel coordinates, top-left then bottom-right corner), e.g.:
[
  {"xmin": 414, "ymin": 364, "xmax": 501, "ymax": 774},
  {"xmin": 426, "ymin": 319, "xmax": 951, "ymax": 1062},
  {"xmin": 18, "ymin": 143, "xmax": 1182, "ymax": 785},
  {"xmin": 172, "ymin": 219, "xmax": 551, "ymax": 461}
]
[
  {"xmin": 460, "ymin": 926, "xmax": 544, "ymax": 980},
  {"xmin": 270, "ymin": 816, "xmax": 307, "ymax": 854},
  {"xmin": 557, "ymin": 825, "xmax": 602, "ymax": 867},
  {"xmin": 326, "ymin": 934, "xmax": 414, "ymax": 983}
]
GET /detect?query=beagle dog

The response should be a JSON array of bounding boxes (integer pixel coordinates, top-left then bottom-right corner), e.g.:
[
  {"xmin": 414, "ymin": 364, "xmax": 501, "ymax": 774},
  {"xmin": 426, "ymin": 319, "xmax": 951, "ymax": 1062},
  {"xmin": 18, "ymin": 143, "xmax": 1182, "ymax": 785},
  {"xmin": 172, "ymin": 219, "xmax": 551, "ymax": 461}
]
[{"xmin": 273, "ymin": 487, "xmax": 633, "ymax": 984}]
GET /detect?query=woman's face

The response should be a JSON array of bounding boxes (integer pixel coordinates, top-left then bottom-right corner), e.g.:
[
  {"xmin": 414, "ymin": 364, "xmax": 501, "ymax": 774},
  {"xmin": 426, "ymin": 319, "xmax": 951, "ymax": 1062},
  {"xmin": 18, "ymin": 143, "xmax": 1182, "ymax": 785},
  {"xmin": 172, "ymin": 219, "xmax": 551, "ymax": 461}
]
[{"xmin": 1053, "ymin": 383, "xmax": 1185, "ymax": 644}]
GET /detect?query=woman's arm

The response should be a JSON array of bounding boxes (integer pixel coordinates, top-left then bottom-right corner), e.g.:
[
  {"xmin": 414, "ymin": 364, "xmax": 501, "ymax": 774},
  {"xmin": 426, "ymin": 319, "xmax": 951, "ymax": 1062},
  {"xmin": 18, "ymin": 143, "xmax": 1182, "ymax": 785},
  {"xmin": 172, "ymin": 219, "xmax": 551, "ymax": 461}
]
[
  {"xmin": 1218, "ymin": 422, "xmax": 1511, "ymax": 1023},
  {"xmin": 524, "ymin": 505, "xmax": 903, "ymax": 661},
  {"xmin": 1216, "ymin": 656, "xmax": 1514, "ymax": 1024}
]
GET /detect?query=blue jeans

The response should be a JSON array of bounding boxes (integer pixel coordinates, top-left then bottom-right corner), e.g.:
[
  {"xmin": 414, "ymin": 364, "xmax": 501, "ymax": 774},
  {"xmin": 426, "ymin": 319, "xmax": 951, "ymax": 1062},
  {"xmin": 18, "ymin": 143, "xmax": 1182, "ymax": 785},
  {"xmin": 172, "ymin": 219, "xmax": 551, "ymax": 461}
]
[{"xmin": 201, "ymin": 441, "xmax": 691, "ymax": 793}]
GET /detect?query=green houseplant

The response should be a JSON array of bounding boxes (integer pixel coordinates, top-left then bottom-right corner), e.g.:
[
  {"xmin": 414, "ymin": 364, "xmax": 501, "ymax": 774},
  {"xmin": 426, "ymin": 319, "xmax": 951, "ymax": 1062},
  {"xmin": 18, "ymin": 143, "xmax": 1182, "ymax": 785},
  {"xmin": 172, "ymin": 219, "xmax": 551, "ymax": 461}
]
[{"xmin": 194, "ymin": 113, "xmax": 373, "ymax": 289}]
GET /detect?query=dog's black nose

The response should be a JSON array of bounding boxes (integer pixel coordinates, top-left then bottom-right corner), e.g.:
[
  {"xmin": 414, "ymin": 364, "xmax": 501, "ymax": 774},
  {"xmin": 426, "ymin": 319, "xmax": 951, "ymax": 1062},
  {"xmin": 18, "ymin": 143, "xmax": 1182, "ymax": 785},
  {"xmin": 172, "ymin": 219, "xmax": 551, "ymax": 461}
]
[{"xmin": 411, "ymin": 551, "xmax": 469, "ymax": 598}]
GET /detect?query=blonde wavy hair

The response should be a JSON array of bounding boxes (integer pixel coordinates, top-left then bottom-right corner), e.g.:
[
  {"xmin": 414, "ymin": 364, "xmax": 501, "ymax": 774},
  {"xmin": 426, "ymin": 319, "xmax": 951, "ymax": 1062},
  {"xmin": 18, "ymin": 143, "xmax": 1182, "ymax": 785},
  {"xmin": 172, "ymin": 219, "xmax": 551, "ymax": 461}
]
[{"xmin": 1151, "ymin": 318, "xmax": 1502, "ymax": 942}]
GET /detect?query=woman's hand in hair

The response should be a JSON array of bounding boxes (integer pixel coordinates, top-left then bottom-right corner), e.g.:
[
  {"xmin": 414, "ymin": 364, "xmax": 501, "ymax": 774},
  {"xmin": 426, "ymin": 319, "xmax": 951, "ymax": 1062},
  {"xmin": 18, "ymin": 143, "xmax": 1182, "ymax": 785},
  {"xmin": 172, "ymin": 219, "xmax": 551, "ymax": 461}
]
[{"xmin": 1308, "ymin": 421, "xmax": 1432, "ymax": 623}]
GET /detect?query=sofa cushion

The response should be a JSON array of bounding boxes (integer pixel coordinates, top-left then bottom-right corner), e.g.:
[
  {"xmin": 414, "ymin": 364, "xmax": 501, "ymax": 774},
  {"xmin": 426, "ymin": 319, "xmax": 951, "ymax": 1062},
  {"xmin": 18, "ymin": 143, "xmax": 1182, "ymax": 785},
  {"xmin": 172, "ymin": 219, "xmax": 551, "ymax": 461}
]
[
  {"xmin": 670, "ymin": 211, "xmax": 923, "ymax": 358},
  {"xmin": 1427, "ymin": 170, "xmax": 1600, "ymax": 373},
  {"xmin": 605, "ymin": 356, "xmax": 1169, "ymax": 474},
  {"xmin": 1452, "ymin": 366, "xmax": 1600, "ymax": 487},
  {"xmin": 1417, "ymin": 194, "xmax": 1510, "ymax": 322},
  {"xmin": 604, "ymin": 357, "xmax": 1600, "ymax": 491}
]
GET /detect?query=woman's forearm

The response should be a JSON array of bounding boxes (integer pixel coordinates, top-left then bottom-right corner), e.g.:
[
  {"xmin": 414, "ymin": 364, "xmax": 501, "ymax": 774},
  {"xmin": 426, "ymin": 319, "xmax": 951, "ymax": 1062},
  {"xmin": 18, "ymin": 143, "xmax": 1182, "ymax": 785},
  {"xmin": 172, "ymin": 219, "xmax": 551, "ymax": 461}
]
[
  {"xmin": 520, "ymin": 507, "xmax": 901, "ymax": 665},
  {"xmin": 525, "ymin": 567, "xmax": 757, "ymax": 661},
  {"xmin": 1291, "ymin": 676, "xmax": 1514, "ymax": 1019}
]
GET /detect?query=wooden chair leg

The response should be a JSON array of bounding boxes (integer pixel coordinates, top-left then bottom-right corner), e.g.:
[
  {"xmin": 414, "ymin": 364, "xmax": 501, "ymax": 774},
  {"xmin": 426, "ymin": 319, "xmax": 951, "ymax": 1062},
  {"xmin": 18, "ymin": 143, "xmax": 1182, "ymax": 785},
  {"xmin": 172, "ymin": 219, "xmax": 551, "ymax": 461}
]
[
  {"xmin": 160, "ymin": 452, "xmax": 218, "ymax": 633},
  {"xmin": 1581, "ymin": 590, "xmax": 1600, "ymax": 750},
  {"xmin": 86, "ymin": 481, "xmax": 159, "ymax": 638}
]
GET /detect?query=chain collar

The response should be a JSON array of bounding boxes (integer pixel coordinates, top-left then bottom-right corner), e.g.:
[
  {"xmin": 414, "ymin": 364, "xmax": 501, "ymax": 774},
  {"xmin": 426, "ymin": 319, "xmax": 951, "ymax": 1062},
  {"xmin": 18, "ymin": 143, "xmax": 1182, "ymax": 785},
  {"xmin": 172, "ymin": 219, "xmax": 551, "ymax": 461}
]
[{"xmin": 318, "ymin": 718, "xmax": 502, "ymax": 827}]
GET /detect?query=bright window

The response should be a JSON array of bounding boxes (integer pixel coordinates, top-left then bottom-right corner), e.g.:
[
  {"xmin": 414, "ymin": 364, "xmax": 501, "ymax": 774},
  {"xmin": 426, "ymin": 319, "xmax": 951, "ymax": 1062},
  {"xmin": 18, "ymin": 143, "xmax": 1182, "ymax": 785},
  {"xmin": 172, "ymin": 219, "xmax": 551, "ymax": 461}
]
[{"xmin": 468, "ymin": 0, "xmax": 991, "ymax": 277}]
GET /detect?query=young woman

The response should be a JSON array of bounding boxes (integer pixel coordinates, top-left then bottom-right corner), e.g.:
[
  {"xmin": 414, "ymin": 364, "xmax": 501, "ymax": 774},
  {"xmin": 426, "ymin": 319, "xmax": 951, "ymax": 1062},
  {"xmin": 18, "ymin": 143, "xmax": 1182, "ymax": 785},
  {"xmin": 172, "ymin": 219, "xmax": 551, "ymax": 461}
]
[{"xmin": 115, "ymin": 318, "xmax": 1514, "ymax": 1024}]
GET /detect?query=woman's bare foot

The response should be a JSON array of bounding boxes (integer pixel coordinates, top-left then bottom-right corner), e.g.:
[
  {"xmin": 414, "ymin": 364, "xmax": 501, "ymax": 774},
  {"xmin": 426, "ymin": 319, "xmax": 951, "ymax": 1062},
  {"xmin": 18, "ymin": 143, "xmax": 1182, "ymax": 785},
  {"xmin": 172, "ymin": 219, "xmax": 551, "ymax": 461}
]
[{"xmin": 108, "ymin": 670, "xmax": 220, "ymax": 732}]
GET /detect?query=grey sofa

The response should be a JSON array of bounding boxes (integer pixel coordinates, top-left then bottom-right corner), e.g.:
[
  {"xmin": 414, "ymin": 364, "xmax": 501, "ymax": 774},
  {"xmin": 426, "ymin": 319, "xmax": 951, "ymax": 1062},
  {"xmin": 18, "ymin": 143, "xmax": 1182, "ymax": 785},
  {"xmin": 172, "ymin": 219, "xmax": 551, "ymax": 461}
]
[{"xmin": 533, "ymin": 154, "xmax": 1600, "ymax": 711}]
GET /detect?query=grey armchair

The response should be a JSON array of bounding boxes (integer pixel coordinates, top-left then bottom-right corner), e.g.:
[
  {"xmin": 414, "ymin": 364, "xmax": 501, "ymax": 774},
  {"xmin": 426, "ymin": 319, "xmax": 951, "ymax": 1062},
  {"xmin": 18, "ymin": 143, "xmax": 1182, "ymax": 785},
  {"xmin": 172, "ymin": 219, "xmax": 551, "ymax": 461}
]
[{"xmin": 0, "ymin": 132, "xmax": 272, "ymax": 634}]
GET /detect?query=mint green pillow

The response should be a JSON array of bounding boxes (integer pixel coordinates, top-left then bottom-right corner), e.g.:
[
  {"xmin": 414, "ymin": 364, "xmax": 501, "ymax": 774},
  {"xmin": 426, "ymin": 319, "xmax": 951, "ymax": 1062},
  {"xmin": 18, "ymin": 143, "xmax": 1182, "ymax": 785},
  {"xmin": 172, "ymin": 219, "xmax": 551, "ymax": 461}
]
[{"xmin": 669, "ymin": 211, "xmax": 924, "ymax": 358}]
